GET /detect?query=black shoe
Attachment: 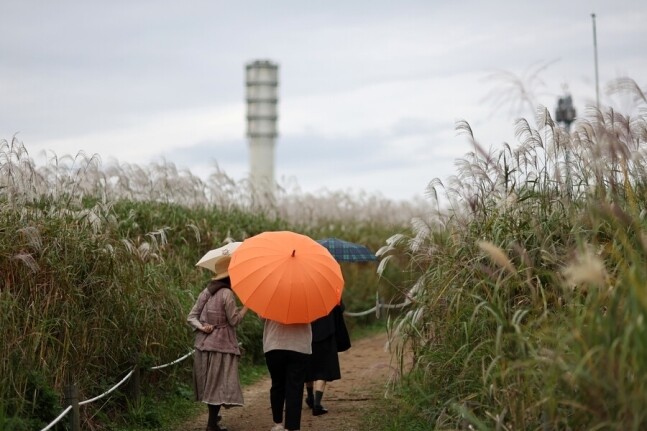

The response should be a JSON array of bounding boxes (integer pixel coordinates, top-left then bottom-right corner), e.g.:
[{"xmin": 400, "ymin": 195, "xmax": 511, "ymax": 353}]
[
  {"xmin": 312, "ymin": 405, "xmax": 328, "ymax": 416},
  {"xmin": 305, "ymin": 395, "xmax": 314, "ymax": 409},
  {"xmin": 206, "ymin": 415, "xmax": 223, "ymax": 429}
]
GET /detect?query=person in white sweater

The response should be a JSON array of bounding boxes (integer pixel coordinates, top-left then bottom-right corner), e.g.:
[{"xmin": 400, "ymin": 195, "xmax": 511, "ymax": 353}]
[{"xmin": 262, "ymin": 318, "xmax": 312, "ymax": 431}]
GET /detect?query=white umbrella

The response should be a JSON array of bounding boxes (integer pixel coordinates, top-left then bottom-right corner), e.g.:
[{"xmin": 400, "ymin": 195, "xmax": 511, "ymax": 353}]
[{"xmin": 195, "ymin": 242, "xmax": 242, "ymax": 273}]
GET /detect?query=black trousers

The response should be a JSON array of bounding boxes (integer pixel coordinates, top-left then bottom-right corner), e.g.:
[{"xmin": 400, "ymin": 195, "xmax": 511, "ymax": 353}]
[{"xmin": 265, "ymin": 349, "xmax": 309, "ymax": 430}]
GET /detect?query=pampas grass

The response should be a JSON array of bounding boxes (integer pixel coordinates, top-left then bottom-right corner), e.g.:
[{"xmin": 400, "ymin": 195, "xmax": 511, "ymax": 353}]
[
  {"xmin": 382, "ymin": 78, "xmax": 647, "ymax": 429},
  {"xmin": 1, "ymin": 135, "xmax": 429, "ymax": 229},
  {"xmin": 0, "ymin": 133, "xmax": 414, "ymax": 429}
]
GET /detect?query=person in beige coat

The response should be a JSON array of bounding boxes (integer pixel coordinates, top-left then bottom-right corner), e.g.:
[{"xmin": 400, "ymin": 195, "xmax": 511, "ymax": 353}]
[{"xmin": 187, "ymin": 257, "xmax": 248, "ymax": 431}]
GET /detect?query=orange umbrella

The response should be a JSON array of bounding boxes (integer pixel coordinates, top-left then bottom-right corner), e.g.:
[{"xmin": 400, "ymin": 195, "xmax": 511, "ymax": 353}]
[{"xmin": 228, "ymin": 231, "xmax": 344, "ymax": 324}]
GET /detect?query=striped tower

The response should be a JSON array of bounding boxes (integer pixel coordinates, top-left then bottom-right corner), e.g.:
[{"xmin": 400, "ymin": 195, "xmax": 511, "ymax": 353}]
[{"xmin": 245, "ymin": 60, "xmax": 278, "ymax": 199}]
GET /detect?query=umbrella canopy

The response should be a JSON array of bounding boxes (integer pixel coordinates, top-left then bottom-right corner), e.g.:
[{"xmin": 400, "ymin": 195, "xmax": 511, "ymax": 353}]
[
  {"xmin": 316, "ymin": 238, "xmax": 377, "ymax": 263},
  {"xmin": 195, "ymin": 242, "xmax": 242, "ymax": 273},
  {"xmin": 229, "ymin": 231, "xmax": 344, "ymax": 324}
]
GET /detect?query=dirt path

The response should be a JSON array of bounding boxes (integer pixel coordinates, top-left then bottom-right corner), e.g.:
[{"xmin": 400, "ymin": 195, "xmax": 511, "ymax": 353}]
[{"xmin": 180, "ymin": 331, "xmax": 398, "ymax": 431}]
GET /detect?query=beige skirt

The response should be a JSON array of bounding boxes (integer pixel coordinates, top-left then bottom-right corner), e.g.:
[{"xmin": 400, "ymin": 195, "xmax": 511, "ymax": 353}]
[{"xmin": 193, "ymin": 350, "xmax": 244, "ymax": 406}]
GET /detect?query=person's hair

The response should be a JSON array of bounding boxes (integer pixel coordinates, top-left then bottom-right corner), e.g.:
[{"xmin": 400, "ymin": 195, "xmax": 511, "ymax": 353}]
[{"xmin": 207, "ymin": 277, "xmax": 231, "ymax": 294}]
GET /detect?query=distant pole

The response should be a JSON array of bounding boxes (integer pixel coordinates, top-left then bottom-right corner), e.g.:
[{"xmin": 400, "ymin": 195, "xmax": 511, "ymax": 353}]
[{"xmin": 591, "ymin": 13, "xmax": 600, "ymax": 109}]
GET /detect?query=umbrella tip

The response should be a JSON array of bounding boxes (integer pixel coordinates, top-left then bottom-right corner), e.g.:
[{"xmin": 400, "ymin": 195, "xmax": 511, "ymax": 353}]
[{"xmin": 292, "ymin": 249, "xmax": 296, "ymax": 257}]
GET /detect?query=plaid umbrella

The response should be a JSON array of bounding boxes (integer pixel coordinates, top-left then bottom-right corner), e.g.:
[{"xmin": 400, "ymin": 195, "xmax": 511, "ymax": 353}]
[{"xmin": 316, "ymin": 238, "xmax": 377, "ymax": 263}]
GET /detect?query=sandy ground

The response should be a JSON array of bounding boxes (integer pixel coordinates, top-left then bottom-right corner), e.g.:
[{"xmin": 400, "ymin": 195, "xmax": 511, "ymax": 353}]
[{"xmin": 179, "ymin": 331, "xmax": 399, "ymax": 431}]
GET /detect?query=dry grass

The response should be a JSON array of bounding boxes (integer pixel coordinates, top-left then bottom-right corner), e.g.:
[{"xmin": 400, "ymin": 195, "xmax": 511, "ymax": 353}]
[
  {"xmin": 379, "ymin": 78, "xmax": 647, "ymax": 429},
  {"xmin": 0, "ymin": 133, "xmax": 416, "ymax": 429},
  {"xmin": 0, "ymin": 136, "xmax": 429, "ymax": 229}
]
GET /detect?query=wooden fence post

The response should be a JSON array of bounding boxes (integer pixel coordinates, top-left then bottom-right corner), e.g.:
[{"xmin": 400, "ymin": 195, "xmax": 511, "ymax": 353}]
[
  {"xmin": 128, "ymin": 355, "xmax": 141, "ymax": 406},
  {"xmin": 64, "ymin": 383, "xmax": 80, "ymax": 431}
]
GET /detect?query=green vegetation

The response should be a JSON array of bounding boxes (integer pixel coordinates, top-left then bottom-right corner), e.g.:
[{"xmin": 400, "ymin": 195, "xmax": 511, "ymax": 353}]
[
  {"xmin": 0, "ymin": 139, "xmax": 414, "ymax": 430},
  {"xmin": 373, "ymin": 78, "xmax": 647, "ymax": 430},
  {"xmin": 5, "ymin": 75, "xmax": 643, "ymax": 431}
]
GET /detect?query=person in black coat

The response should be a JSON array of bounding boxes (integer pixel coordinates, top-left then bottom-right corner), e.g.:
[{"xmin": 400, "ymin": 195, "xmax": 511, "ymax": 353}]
[{"xmin": 304, "ymin": 302, "xmax": 351, "ymax": 416}]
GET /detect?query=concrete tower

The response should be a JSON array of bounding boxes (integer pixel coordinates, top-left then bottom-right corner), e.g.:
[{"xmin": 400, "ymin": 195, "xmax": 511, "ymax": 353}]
[{"xmin": 245, "ymin": 60, "xmax": 278, "ymax": 198}]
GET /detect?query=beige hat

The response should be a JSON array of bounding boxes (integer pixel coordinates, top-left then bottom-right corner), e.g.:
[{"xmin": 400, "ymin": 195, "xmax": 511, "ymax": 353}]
[{"xmin": 212, "ymin": 256, "xmax": 231, "ymax": 281}]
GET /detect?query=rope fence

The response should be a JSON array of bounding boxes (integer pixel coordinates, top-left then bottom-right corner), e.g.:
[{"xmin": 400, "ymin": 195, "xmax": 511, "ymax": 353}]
[
  {"xmin": 79, "ymin": 369, "xmax": 135, "ymax": 406},
  {"xmin": 40, "ymin": 352, "xmax": 194, "ymax": 431},
  {"xmin": 40, "ymin": 296, "xmax": 407, "ymax": 431},
  {"xmin": 150, "ymin": 350, "xmax": 195, "ymax": 370},
  {"xmin": 40, "ymin": 406, "xmax": 72, "ymax": 431},
  {"xmin": 344, "ymin": 293, "xmax": 411, "ymax": 318}
]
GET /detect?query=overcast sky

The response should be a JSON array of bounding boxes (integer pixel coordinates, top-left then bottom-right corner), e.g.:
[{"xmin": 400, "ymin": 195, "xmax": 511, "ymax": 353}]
[{"xmin": 1, "ymin": 1, "xmax": 646, "ymax": 202}]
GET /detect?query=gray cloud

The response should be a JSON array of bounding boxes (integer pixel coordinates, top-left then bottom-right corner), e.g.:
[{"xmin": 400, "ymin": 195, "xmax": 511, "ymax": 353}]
[{"xmin": 1, "ymin": 0, "xmax": 645, "ymax": 201}]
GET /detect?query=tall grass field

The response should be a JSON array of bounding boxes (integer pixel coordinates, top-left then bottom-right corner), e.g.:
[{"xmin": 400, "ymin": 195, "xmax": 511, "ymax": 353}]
[
  {"xmin": 0, "ymin": 141, "xmax": 415, "ymax": 430},
  {"xmin": 3, "ymin": 76, "xmax": 646, "ymax": 431},
  {"xmin": 374, "ymin": 77, "xmax": 647, "ymax": 430}
]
